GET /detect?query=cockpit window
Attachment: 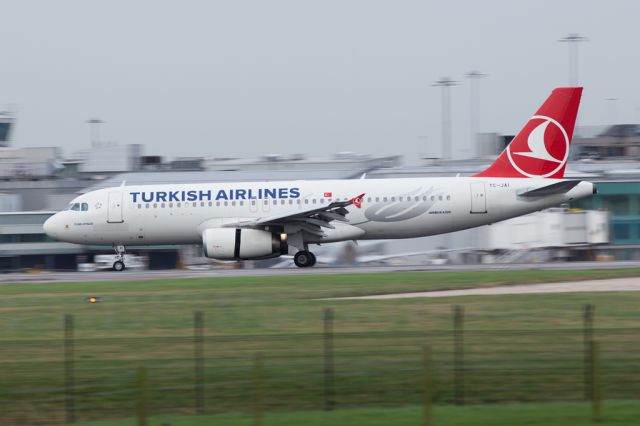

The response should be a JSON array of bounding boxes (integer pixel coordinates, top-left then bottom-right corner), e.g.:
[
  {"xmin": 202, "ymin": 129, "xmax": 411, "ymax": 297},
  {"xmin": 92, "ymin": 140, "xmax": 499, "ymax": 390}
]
[{"xmin": 67, "ymin": 202, "xmax": 88, "ymax": 211}]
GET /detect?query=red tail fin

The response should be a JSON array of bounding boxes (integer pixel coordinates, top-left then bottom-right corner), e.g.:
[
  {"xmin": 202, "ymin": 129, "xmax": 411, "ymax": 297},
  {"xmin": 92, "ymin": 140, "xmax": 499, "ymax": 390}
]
[{"xmin": 474, "ymin": 87, "xmax": 582, "ymax": 178}]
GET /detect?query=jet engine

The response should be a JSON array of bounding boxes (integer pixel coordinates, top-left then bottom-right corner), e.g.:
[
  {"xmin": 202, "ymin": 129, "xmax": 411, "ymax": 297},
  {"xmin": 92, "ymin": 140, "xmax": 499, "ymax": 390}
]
[{"xmin": 202, "ymin": 228, "xmax": 288, "ymax": 260}]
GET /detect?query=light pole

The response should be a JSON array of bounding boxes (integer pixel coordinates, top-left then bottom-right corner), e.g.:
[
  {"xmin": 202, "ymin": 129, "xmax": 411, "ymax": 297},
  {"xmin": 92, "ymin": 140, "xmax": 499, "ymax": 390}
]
[
  {"xmin": 465, "ymin": 71, "xmax": 487, "ymax": 159},
  {"xmin": 432, "ymin": 77, "xmax": 458, "ymax": 160},
  {"xmin": 605, "ymin": 98, "xmax": 618, "ymax": 126},
  {"xmin": 559, "ymin": 33, "xmax": 588, "ymax": 86},
  {"xmin": 86, "ymin": 118, "xmax": 104, "ymax": 147}
]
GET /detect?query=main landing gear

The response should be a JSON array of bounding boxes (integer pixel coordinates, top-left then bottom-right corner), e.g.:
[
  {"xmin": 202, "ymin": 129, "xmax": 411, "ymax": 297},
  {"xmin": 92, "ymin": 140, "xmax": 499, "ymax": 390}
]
[
  {"xmin": 294, "ymin": 250, "xmax": 316, "ymax": 268},
  {"xmin": 113, "ymin": 245, "xmax": 126, "ymax": 271}
]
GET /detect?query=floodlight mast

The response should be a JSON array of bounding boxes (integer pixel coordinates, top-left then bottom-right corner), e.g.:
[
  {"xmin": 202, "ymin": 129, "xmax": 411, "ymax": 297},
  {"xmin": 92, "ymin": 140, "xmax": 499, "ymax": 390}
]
[
  {"xmin": 465, "ymin": 71, "xmax": 487, "ymax": 158},
  {"xmin": 432, "ymin": 77, "xmax": 458, "ymax": 160},
  {"xmin": 559, "ymin": 33, "xmax": 588, "ymax": 86},
  {"xmin": 86, "ymin": 118, "xmax": 104, "ymax": 148}
]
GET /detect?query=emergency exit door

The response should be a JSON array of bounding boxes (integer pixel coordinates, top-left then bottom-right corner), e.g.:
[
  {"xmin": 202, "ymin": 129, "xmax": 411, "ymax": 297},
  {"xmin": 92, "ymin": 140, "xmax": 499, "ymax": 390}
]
[
  {"xmin": 107, "ymin": 191, "xmax": 124, "ymax": 223},
  {"xmin": 470, "ymin": 182, "xmax": 487, "ymax": 214}
]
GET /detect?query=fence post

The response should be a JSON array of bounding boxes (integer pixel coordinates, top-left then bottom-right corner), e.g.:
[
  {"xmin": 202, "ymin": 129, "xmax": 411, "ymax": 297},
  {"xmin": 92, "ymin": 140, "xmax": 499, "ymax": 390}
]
[
  {"xmin": 64, "ymin": 314, "xmax": 75, "ymax": 424},
  {"xmin": 422, "ymin": 346, "xmax": 432, "ymax": 426},
  {"xmin": 453, "ymin": 305, "xmax": 464, "ymax": 405},
  {"xmin": 194, "ymin": 310, "xmax": 205, "ymax": 415},
  {"xmin": 583, "ymin": 304, "xmax": 595, "ymax": 400},
  {"xmin": 253, "ymin": 353, "xmax": 264, "ymax": 426},
  {"xmin": 323, "ymin": 308, "xmax": 335, "ymax": 411},
  {"xmin": 590, "ymin": 341, "xmax": 602, "ymax": 422},
  {"xmin": 137, "ymin": 367, "xmax": 147, "ymax": 426}
]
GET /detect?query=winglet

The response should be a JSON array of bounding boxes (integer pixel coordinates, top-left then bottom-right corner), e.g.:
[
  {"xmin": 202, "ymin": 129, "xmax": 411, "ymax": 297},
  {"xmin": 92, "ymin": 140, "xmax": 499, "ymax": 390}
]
[{"xmin": 474, "ymin": 87, "xmax": 582, "ymax": 179}]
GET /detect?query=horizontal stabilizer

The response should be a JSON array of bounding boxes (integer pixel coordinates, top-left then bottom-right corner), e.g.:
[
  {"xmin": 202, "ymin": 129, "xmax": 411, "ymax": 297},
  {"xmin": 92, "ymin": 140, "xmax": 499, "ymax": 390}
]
[{"xmin": 518, "ymin": 180, "xmax": 581, "ymax": 197}]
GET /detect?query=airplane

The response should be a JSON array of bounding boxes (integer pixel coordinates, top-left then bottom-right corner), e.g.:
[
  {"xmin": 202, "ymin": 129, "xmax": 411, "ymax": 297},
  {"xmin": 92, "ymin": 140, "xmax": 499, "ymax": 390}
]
[{"xmin": 44, "ymin": 87, "xmax": 595, "ymax": 270}]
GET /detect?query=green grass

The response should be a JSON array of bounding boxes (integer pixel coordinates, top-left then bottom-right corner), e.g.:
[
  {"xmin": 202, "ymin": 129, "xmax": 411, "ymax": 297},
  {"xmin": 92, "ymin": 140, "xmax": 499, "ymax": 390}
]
[
  {"xmin": 65, "ymin": 401, "xmax": 640, "ymax": 426},
  {"xmin": 1, "ymin": 269, "xmax": 640, "ymax": 424}
]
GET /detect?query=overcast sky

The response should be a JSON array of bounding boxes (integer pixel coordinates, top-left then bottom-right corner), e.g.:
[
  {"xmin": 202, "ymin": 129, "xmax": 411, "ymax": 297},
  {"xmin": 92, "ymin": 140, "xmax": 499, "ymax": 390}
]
[{"xmin": 1, "ymin": 1, "xmax": 639, "ymax": 163}]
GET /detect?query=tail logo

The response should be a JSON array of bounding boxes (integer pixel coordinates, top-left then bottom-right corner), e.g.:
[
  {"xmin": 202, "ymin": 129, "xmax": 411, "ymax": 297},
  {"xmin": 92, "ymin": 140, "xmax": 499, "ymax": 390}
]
[{"xmin": 506, "ymin": 115, "xmax": 569, "ymax": 178}]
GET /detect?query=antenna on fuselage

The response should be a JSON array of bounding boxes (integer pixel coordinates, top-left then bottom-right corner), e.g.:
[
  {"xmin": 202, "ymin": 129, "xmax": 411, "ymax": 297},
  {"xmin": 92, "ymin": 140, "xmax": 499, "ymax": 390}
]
[{"xmin": 120, "ymin": 180, "xmax": 126, "ymax": 187}]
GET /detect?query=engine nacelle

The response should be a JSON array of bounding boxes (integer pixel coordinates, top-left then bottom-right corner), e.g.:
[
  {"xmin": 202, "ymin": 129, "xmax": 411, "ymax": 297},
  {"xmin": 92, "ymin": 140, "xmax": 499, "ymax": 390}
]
[{"xmin": 202, "ymin": 228, "xmax": 288, "ymax": 260}]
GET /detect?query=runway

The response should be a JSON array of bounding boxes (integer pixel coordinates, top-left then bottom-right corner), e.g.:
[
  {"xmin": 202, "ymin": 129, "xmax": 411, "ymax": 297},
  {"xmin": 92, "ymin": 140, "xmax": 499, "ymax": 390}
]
[
  {"xmin": 1, "ymin": 260, "xmax": 640, "ymax": 285},
  {"xmin": 327, "ymin": 277, "xmax": 640, "ymax": 300}
]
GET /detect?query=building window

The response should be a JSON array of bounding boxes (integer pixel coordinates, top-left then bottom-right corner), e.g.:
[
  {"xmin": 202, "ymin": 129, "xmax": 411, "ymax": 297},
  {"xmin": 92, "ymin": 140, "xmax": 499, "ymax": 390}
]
[
  {"xmin": 613, "ymin": 222, "xmax": 631, "ymax": 240},
  {"xmin": 603, "ymin": 195, "xmax": 630, "ymax": 215}
]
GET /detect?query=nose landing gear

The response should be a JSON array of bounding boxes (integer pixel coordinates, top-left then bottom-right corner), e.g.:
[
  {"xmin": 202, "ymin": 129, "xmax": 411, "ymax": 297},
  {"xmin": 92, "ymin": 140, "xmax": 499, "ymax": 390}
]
[
  {"xmin": 294, "ymin": 250, "xmax": 317, "ymax": 268},
  {"xmin": 113, "ymin": 245, "xmax": 126, "ymax": 271}
]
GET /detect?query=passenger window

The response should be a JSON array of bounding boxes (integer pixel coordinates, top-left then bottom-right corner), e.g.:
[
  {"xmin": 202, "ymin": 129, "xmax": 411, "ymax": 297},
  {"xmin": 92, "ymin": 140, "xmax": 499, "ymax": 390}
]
[
  {"xmin": 81, "ymin": 203, "xmax": 88, "ymax": 211},
  {"xmin": 447, "ymin": 195, "xmax": 451, "ymax": 201},
  {"xmin": 367, "ymin": 197, "xmax": 372, "ymax": 202},
  {"xmin": 177, "ymin": 203, "xmax": 181, "ymax": 208},
  {"xmin": 383, "ymin": 197, "xmax": 388, "ymax": 202},
  {"xmin": 209, "ymin": 202, "xmax": 213, "ymax": 207},
  {"xmin": 375, "ymin": 197, "xmax": 380, "ymax": 202},
  {"xmin": 391, "ymin": 197, "xmax": 396, "ymax": 202},
  {"xmin": 399, "ymin": 197, "xmax": 403, "ymax": 202}
]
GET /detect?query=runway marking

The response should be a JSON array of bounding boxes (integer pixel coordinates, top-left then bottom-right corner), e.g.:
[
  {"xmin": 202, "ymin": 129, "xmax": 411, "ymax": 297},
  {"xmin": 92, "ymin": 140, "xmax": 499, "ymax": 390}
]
[{"xmin": 326, "ymin": 278, "xmax": 640, "ymax": 300}]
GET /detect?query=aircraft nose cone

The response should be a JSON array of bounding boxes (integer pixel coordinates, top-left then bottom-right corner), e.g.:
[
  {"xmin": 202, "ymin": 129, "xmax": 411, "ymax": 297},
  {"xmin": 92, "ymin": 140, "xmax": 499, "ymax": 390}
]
[{"xmin": 43, "ymin": 215, "xmax": 56, "ymax": 238}]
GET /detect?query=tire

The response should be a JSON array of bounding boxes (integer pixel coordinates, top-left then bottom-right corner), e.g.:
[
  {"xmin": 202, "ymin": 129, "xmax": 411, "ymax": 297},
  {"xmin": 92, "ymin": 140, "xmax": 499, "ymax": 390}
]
[
  {"xmin": 113, "ymin": 260, "xmax": 125, "ymax": 272},
  {"xmin": 294, "ymin": 251, "xmax": 314, "ymax": 268}
]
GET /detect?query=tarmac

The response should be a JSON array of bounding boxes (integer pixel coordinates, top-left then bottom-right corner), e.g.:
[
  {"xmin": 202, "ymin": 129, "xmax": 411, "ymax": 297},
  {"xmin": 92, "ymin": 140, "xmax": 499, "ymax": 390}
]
[{"xmin": 1, "ymin": 260, "xmax": 640, "ymax": 285}]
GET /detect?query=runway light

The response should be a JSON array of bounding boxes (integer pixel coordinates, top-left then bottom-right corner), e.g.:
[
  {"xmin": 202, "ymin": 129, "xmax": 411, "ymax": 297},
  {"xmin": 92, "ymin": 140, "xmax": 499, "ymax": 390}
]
[{"xmin": 86, "ymin": 296, "xmax": 101, "ymax": 303}]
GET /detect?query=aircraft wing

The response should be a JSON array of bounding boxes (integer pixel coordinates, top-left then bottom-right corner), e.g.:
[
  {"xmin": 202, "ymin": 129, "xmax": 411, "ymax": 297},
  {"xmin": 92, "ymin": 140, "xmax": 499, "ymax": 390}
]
[
  {"xmin": 518, "ymin": 180, "xmax": 581, "ymax": 197},
  {"xmin": 225, "ymin": 194, "xmax": 365, "ymax": 237}
]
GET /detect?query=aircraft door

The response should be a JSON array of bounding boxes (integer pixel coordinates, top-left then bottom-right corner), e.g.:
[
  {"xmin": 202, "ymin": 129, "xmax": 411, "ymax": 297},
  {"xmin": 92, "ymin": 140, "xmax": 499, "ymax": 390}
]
[
  {"xmin": 261, "ymin": 198, "xmax": 270, "ymax": 213},
  {"xmin": 107, "ymin": 191, "xmax": 125, "ymax": 223},
  {"xmin": 470, "ymin": 182, "xmax": 487, "ymax": 214}
]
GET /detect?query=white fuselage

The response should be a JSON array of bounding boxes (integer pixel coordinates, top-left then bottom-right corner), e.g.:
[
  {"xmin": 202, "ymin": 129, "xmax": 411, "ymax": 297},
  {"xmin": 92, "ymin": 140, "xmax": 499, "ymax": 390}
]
[{"xmin": 44, "ymin": 177, "xmax": 594, "ymax": 247}]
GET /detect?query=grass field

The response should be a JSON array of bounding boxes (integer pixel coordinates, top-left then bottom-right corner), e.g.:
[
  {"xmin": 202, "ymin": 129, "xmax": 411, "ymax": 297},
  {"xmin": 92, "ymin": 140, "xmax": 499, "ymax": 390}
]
[
  {"xmin": 66, "ymin": 401, "xmax": 640, "ymax": 426},
  {"xmin": 2, "ymin": 268, "xmax": 640, "ymax": 425}
]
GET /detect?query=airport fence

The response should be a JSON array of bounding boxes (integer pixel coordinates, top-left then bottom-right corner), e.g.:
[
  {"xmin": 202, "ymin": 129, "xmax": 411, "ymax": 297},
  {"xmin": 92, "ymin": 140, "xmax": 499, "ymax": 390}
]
[{"xmin": 0, "ymin": 305, "xmax": 638, "ymax": 424}]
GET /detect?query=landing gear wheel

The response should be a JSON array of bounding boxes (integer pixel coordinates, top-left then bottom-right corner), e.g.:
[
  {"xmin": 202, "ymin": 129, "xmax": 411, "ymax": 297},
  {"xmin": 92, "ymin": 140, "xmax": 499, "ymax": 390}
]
[
  {"xmin": 294, "ymin": 251, "xmax": 316, "ymax": 268},
  {"xmin": 113, "ymin": 244, "xmax": 126, "ymax": 272}
]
